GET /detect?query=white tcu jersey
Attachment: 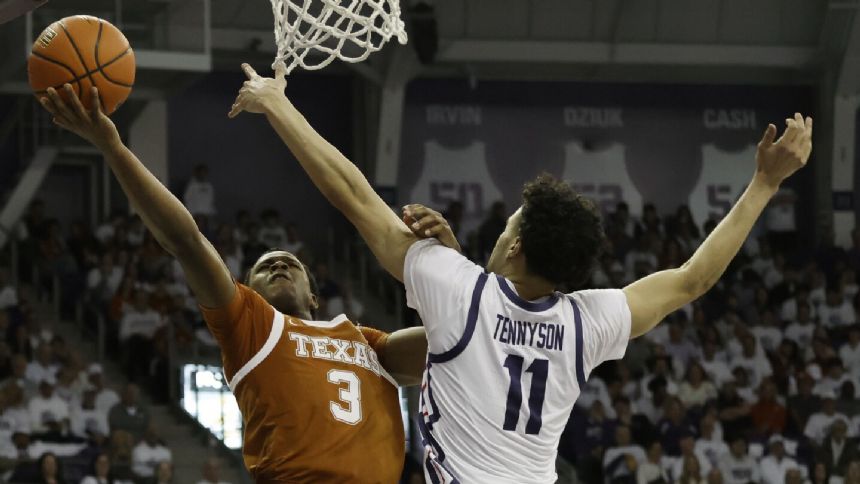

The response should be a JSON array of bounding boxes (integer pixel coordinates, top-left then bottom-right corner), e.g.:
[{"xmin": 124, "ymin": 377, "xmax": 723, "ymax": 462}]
[
  {"xmin": 410, "ymin": 140, "xmax": 503, "ymax": 236},
  {"xmin": 689, "ymin": 144, "xmax": 756, "ymax": 227},
  {"xmin": 405, "ymin": 239, "xmax": 631, "ymax": 483},
  {"xmin": 563, "ymin": 141, "xmax": 642, "ymax": 217}
]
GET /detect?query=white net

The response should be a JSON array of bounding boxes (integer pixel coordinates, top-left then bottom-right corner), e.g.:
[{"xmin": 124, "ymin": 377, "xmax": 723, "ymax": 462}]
[{"xmin": 271, "ymin": 0, "xmax": 408, "ymax": 74}]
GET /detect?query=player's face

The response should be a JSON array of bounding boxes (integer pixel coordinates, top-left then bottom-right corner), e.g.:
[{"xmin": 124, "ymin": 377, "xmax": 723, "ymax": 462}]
[
  {"xmin": 486, "ymin": 207, "xmax": 522, "ymax": 274},
  {"xmin": 248, "ymin": 251, "xmax": 318, "ymax": 318}
]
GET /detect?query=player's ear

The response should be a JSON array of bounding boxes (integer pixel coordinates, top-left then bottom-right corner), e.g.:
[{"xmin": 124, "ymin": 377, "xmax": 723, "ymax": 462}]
[
  {"xmin": 309, "ymin": 293, "xmax": 319, "ymax": 312},
  {"xmin": 507, "ymin": 236, "xmax": 522, "ymax": 259}
]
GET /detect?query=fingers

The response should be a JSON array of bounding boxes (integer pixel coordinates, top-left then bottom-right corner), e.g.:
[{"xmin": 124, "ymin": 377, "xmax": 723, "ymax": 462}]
[
  {"xmin": 241, "ymin": 63, "xmax": 258, "ymax": 80},
  {"xmin": 65, "ymin": 84, "xmax": 90, "ymax": 122},
  {"xmin": 402, "ymin": 204, "xmax": 438, "ymax": 220},
  {"xmin": 228, "ymin": 92, "xmax": 246, "ymax": 118},
  {"xmin": 274, "ymin": 62, "xmax": 287, "ymax": 80},
  {"xmin": 409, "ymin": 215, "xmax": 445, "ymax": 236},
  {"xmin": 781, "ymin": 117, "xmax": 800, "ymax": 145},
  {"xmin": 228, "ymin": 100, "xmax": 244, "ymax": 118},
  {"xmin": 91, "ymin": 86, "xmax": 105, "ymax": 117},
  {"xmin": 45, "ymin": 87, "xmax": 76, "ymax": 124},
  {"xmin": 758, "ymin": 124, "xmax": 777, "ymax": 148}
]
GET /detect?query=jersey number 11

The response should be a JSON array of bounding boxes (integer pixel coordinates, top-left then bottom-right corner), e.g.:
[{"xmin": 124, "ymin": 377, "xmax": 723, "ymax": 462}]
[{"xmin": 502, "ymin": 355, "xmax": 549, "ymax": 435}]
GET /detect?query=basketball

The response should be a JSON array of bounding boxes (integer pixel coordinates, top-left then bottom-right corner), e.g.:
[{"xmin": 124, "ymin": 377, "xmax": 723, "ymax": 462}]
[{"xmin": 27, "ymin": 15, "xmax": 134, "ymax": 115}]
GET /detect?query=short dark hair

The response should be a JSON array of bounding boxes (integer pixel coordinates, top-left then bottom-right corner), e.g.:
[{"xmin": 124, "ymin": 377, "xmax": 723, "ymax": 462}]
[{"xmin": 519, "ymin": 174, "xmax": 604, "ymax": 286}]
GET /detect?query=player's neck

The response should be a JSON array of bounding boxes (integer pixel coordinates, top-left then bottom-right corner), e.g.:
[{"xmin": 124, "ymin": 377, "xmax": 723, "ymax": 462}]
[{"xmin": 502, "ymin": 269, "xmax": 555, "ymax": 301}]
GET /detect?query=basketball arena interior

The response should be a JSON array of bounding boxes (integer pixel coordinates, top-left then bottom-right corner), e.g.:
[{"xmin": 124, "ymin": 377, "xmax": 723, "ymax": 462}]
[{"xmin": 0, "ymin": 0, "xmax": 853, "ymax": 483}]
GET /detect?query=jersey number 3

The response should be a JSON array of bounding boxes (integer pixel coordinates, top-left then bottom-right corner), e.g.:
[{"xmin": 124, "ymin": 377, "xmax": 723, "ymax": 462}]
[
  {"xmin": 328, "ymin": 369, "xmax": 362, "ymax": 425},
  {"xmin": 503, "ymin": 355, "xmax": 549, "ymax": 435}
]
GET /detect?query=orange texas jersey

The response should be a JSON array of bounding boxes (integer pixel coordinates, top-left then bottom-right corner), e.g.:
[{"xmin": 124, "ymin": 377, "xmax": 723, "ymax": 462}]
[{"xmin": 200, "ymin": 283, "xmax": 404, "ymax": 483}]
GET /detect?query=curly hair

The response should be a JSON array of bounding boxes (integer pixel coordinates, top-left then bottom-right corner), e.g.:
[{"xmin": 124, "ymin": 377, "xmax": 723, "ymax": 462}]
[{"xmin": 519, "ymin": 174, "xmax": 604, "ymax": 287}]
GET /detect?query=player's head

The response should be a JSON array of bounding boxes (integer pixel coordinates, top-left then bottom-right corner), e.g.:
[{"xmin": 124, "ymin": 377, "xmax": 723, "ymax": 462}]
[
  {"xmin": 485, "ymin": 174, "xmax": 604, "ymax": 288},
  {"xmin": 245, "ymin": 249, "xmax": 319, "ymax": 319}
]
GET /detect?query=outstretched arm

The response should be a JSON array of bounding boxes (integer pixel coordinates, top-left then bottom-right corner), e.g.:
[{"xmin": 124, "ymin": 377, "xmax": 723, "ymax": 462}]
[
  {"xmin": 40, "ymin": 86, "xmax": 234, "ymax": 308},
  {"xmin": 229, "ymin": 64, "xmax": 416, "ymax": 281},
  {"xmin": 623, "ymin": 114, "xmax": 812, "ymax": 338}
]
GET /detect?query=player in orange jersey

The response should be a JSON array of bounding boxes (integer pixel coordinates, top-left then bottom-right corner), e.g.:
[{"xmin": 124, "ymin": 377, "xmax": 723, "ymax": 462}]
[{"xmin": 39, "ymin": 85, "xmax": 461, "ymax": 482}]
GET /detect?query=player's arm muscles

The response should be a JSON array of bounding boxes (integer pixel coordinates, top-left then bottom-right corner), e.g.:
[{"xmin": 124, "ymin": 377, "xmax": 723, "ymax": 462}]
[
  {"xmin": 377, "ymin": 327, "xmax": 427, "ymax": 386},
  {"xmin": 230, "ymin": 65, "xmax": 416, "ymax": 281},
  {"xmin": 41, "ymin": 86, "xmax": 235, "ymax": 308},
  {"xmin": 623, "ymin": 116, "xmax": 812, "ymax": 338}
]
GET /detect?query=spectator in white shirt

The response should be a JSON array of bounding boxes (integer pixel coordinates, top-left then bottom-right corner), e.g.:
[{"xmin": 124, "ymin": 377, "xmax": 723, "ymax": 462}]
[
  {"xmin": 813, "ymin": 358, "xmax": 855, "ymax": 398},
  {"xmin": 70, "ymin": 386, "xmax": 109, "ymax": 439},
  {"xmin": 752, "ymin": 310, "xmax": 783, "ymax": 354},
  {"xmin": 119, "ymin": 290, "xmax": 164, "ymax": 381},
  {"xmin": 28, "ymin": 377, "xmax": 69, "ymax": 435},
  {"xmin": 700, "ymin": 341, "xmax": 733, "ymax": 388},
  {"xmin": 603, "ymin": 425, "xmax": 647, "ymax": 482},
  {"xmin": 86, "ymin": 364, "xmax": 119, "ymax": 415},
  {"xmin": 760, "ymin": 435, "xmax": 801, "ymax": 484},
  {"xmin": 781, "ymin": 285, "xmax": 816, "ymax": 322},
  {"xmin": 677, "ymin": 454, "xmax": 708, "ymax": 484},
  {"xmin": 665, "ymin": 321, "xmax": 699, "ymax": 368},
  {"xmin": 637, "ymin": 377, "xmax": 669, "ymax": 426},
  {"xmin": 696, "ymin": 411, "xmax": 729, "ymax": 470},
  {"xmin": 257, "ymin": 209, "xmax": 288, "ymax": 249},
  {"xmin": 718, "ymin": 436, "xmax": 760, "ymax": 484},
  {"xmin": 804, "ymin": 390, "xmax": 848, "ymax": 445},
  {"xmin": 784, "ymin": 301, "xmax": 816, "ymax": 349},
  {"xmin": 641, "ymin": 356, "xmax": 679, "ymax": 401},
  {"xmin": 673, "ymin": 433, "xmax": 711, "ymax": 481},
  {"xmin": 678, "ymin": 363, "xmax": 717, "ymax": 409},
  {"xmin": 840, "ymin": 326, "xmax": 860, "ymax": 372},
  {"xmin": 131, "ymin": 427, "xmax": 172, "ymax": 479},
  {"xmin": 763, "ymin": 254, "xmax": 787, "ymax": 289},
  {"xmin": 86, "ymin": 253, "xmax": 123, "ymax": 304},
  {"xmin": 733, "ymin": 334, "xmax": 773, "ymax": 389},
  {"xmin": 637, "ymin": 441, "xmax": 670, "ymax": 484},
  {"xmin": 183, "ymin": 164, "xmax": 216, "ymax": 220},
  {"xmin": 24, "ymin": 343, "xmax": 58, "ymax": 387},
  {"xmin": 819, "ymin": 286, "xmax": 856, "ymax": 329}
]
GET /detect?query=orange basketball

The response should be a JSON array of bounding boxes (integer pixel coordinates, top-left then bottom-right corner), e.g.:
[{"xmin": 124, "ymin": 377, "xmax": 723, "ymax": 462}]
[{"xmin": 28, "ymin": 15, "xmax": 135, "ymax": 115}]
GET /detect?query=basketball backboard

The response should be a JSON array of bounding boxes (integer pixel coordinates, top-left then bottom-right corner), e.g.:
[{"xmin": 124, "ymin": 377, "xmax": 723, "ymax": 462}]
[{"xmin": 0, "ymin": 0, "xmax": 46, "ymax": 25}]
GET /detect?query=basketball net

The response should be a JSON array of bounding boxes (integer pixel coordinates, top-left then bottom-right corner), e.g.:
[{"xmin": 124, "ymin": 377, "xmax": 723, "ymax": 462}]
[{"xmin": 270, "ymin": 0, "xmax": 408, "ymax": 74}]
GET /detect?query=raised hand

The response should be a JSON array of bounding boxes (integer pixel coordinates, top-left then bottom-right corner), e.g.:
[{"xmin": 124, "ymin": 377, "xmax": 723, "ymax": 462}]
[
  {"xmin": 402, "ymin": 204, "xmax": 462, "ymax": 253},
  {"xmin": 228, "ymin": 63, "xmax": 287, "ymax": 118},
  {"xmin": 39, "ymin": 84, "xmax": 121, "ymax": 150},
  {"xmin": 755, "ymin": 113, "xmax": 812, "ymax": 189}
]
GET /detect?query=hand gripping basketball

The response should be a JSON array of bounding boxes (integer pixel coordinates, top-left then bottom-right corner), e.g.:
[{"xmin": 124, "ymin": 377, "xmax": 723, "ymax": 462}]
[
  {"xmin": 39, "ymin": 84, "xmax": 121, "ymax": 150},
  {"xmin": 228, "ymin": 63, "xmax": 287, "ymax": 118}
]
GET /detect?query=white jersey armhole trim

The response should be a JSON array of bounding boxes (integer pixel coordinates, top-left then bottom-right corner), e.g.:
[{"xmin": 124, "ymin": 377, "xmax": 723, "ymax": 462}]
[
  {"xmin": 227, "ymin": 310, "xmax": 284, "ymax": 392},
  {"xmin": 379, "ymin": 365, "xmax": 398, "ymax": 388}
]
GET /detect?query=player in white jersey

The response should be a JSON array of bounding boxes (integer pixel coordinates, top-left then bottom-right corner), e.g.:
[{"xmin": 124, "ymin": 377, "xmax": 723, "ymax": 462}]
[{"xmin": 230, "ymin": 65, "xmax": 813, "ymax": 483}]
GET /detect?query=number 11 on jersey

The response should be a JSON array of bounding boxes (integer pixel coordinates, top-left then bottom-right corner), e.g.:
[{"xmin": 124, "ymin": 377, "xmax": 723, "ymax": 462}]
[{"xmin": 502, "ymin": 355, "xmax": 549, "ymax": 435}]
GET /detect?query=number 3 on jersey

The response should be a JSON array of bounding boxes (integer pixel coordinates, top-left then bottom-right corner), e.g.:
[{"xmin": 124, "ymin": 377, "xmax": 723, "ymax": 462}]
[
  {"xmin": 503, "ymin": 355, "xmax": 549, "ymax": 435},
  {"xmin": 328, "ymin": 369, "xmax": 362, "ymax": 425}
]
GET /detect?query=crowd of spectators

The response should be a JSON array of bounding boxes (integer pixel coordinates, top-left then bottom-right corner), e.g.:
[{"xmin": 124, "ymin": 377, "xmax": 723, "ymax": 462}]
[{"xmin": 0, "ymin": 170, "xmax": 257, "ymax": 482}]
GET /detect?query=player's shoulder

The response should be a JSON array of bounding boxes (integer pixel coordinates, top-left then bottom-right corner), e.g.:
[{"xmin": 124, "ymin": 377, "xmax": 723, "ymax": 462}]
[{"xmin": 566, "ymin": 287, "xmax": 628, "ymax": 309}]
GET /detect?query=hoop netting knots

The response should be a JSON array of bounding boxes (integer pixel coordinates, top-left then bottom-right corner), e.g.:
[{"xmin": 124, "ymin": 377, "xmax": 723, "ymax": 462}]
[{"xmin": 271, "ymin": 0, "xmax": 408, "ymax": 74}]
